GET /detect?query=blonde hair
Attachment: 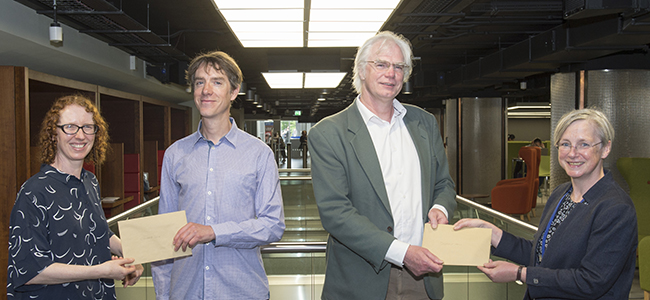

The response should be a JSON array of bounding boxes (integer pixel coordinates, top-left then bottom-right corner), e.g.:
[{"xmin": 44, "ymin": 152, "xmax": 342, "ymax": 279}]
[{"xmin": 553, "ymin": 108, "xmax": 614, "ymax": 147}]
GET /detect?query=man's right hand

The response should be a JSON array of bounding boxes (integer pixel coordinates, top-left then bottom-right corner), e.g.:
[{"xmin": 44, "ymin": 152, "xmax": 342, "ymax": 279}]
[
  {"xmin": 403, "ymin": 245, "xmax": 444, "ymax": 276},
  {"xmin": 173, "ymin": 222, "xmax": 216, "ymax": 251}
]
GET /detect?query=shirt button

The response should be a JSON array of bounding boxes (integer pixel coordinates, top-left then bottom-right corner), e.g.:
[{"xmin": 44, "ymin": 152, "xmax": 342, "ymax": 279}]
[
  {"xmin": 209, "ymin": 168, "xmax": 214, "ymax": 172},
  {"xmin": 207, "ymin": 216, "xmax": 211, "ymax": 221},
  {"xmin": 387, "ymin": 226, "xmax": 393, "ymax": 232},
  {"xmin": 205, "ymin": 266, "xmax": 210, "ymax": 270},
  {"xmin": 208, "ymin": 191, "xmax": 212, "ymax": 195},
  {"xmin": 533, "ymin": 278, "xmax": 539, "ymax": 284}
]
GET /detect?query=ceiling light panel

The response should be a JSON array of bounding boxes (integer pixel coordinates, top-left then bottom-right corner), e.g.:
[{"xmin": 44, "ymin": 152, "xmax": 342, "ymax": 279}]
[
  {"xmin": 214, "ymin": 0, "xmax": 304, "ymax": 48},
  {"xmin": 218, "ymin": 9, "xmax": 303, "ymax": 21},
  {"xmin": 214, "ymin": 0, "xmax": 401, "ymax": 48},
  {"xmin": 262, "ymin": 73, "xmax": 304, "ymax": 89},
  {"xmin": 263, "ymin": 72, "xmax": 347, "ymax": 89},
  {"xmin": 308, "ymin": 22, "xmax": 385, "ymax": 32},
  {"xmin": 308, "ymin": 0, "xmax": 401, "ymax": 47},
  {"xmin": 304, "ymin": 73, "xmax": 347, "ymax": 88},
  {"xmin": 310, "ymin": 0, "xmax": 401, "ymax": 9}
]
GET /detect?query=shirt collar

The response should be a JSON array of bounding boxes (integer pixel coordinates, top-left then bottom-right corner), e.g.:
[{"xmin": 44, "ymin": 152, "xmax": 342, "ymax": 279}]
[
  {"xmin": 194, "ymin": 118, "xmax": 240, "ymax": 148},
  {"xmin": 355, "ymin": 96, "xmax": 407, "ymax": 125},
  {"xmin": 42, "ymin": 164, "xmax": 85, "ymax": 184}
]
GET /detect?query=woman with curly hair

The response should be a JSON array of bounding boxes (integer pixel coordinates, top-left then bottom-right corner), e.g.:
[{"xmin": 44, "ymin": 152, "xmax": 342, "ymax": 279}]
[{"xmin": 7, "ymin": 94, "xmax": 143, "ymax": 299}]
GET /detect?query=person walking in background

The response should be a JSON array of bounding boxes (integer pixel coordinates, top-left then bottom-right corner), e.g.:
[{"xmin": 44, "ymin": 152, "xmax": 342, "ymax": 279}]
[
  {"xmin": 151, "ymin": 50, "xmax": 285, "ymax": 300},
  {"xmin": 455, "ymin": 108, "xmax": 637, "ymax": 300},
  {"xmin": 308, "ymin": 31, "xmax": 456, "ymax": 300},
  {"xmin": 7, "ymin": 94, "xmax": 143, "ymax": 299},
  {"xmin": 299, "ymin": 130, "xmax": 308, "ymax": 157},
  {"xmin": 273, "ymin": 131, "xmax": 287, "ymax": 163}
]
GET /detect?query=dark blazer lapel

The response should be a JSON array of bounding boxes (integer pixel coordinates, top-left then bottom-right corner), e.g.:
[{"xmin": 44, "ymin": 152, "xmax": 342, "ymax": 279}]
[
  {"xmin": 346, "ymin": 101, "xmax": 392, "ymax": 214},
  {"xmin": 404, "ymin": 110, "xmax": 432, "ymax": 221}
]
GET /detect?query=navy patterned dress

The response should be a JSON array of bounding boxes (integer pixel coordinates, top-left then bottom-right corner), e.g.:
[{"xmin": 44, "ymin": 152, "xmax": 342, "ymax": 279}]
[{"xmin": 7, "ymin": 164, "xmax": 116, "ymax": 299}]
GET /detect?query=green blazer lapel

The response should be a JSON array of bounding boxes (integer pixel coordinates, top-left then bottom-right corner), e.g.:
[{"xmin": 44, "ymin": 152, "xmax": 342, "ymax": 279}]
[
  {"xmin": 346, "ymin": 102, "xmax": 392, "ymax": 214},
  {"xmin": 404, "ymin": 110, "xmax": 432, "ymax": 221}
]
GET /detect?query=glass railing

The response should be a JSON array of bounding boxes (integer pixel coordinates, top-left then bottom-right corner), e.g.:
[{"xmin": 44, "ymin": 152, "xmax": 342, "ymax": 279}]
[{"xmin": 107, "ymin": 171, "xmax": 536, "ymax": 300}]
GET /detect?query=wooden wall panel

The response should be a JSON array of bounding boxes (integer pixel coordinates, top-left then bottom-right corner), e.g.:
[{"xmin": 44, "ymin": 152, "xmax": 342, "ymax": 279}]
[{"xmin": 0, "ymin": 66, "xmax": 23, "ymax": 300}]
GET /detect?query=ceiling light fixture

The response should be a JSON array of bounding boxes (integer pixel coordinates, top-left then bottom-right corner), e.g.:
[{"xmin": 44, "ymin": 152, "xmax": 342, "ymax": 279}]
[
  {"xmin": 262, "ymin": 72, "xmax": 303, "ymax": 89},
  {"xmin": 238, "ymin": 82, "xmax": 247, "ymax": 95},
  {"xmin": 213, "ymin": 0, "xmax": 400, "ymax": 48},
  {"xmin": 402, "ymin": 81, "xmax": 413, "ymax": 94},
  {"xmin": 49, "ymin": 0, "xmax": 62, "ymax": 43},
  {"xmin": 262, "ymin": 72, "xmax": 346, "ymax": 89}
]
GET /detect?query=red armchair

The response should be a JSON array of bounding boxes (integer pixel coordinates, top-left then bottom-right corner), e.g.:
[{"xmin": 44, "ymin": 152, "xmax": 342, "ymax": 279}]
[{"xmin": 491, "ymin": 146, "xmax": 540, "ymax": 220}]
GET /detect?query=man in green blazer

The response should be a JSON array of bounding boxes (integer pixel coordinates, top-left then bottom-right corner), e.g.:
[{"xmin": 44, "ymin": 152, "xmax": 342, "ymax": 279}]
[{"xmin": 309, "ymin": 31, "xmax": 457, "ymax": 300}]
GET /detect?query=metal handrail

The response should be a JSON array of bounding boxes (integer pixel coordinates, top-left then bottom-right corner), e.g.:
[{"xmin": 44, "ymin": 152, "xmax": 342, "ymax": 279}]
[
  {"xmin": 279, "ymin": 176, "xmax": 312, "ymax": 180},
  {"xmin": 107, "ymin": 179, "xmax": 537, "ymax": 254},
  {"xmin": 279, "ymin": 168, "xmax": 311, "ymax": 180},
  {"xmin": 455, "ymin": 195, "xmax": 538, "ymax": 233},
  {"xmin": 107, "ymin": 196, "xmax": 159, "ymax": 227},
  {"xmin": 261, "ymin": 242, "xmax": 326, "ymax": 253},
  {"xmin": 278, "ymin": 168, "xmax": 311, "ymax": 173}
]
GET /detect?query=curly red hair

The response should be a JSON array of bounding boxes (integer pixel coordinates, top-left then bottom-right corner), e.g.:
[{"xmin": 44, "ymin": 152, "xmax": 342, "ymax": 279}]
[{"xmin": 39, "ymin": 94, "xmax": 110, "ymax": 166}]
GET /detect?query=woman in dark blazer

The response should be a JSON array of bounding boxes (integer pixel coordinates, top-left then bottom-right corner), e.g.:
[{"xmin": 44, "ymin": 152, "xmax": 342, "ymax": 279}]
[{"xmin": 455, "ymin": 108, "xmax": 637, "ymax": 300}]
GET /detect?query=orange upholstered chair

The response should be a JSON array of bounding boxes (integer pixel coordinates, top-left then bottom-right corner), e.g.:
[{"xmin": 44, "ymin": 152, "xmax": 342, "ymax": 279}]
[
  {"xmin": 491, "ymin": 146, "xmax": 540, "ymax": 220},
  {"xmin": 530, "ymin": 147, "xmax": 541, "ymax": 215}
]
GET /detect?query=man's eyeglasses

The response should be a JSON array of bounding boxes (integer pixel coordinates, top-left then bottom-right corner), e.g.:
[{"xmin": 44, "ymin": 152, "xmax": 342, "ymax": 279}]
[
  {"xmin": 556, "ymin": 141, "xmax": 602, "ymax": 153},
  {"xmin": 57, "ymin": 124, "xmax": 99, "ymax": 135},
  {"xmin": 366, "ymin": 60, "xmax": 410, "ymax": 74}
]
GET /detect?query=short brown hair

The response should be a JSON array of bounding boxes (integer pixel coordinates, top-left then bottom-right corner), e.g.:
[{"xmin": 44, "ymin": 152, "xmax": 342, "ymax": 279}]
[
  {"xmin": 185, "ymin": 51, "xmax": 243, "ymax": 93},
  {"xmin": 39, "ymin": 94, "xmax": 110, "ymax": 166}
]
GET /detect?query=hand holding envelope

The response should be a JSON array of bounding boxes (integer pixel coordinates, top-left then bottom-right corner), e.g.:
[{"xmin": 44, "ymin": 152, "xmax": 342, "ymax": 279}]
[
  {"xmin": 118, "ymin": 211, "xmax": 193, "ymax": 265},
  {"xmin": 421, "ymin": 224, "xmax": 492, "ymax": 266}
]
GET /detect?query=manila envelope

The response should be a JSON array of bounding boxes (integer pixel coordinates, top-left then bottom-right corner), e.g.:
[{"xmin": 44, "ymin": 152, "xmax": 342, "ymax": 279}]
[
  {"xmin": 118, "ymin": 210, "xmax": 192, "ymax": 265},
  {"xmin": 421, "ymin": 224, "xmax": 491, "ymax": 266}
]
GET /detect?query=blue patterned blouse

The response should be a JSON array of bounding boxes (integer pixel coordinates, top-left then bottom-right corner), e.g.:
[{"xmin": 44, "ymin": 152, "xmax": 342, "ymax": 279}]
[{"xmin": 7, "ymin": 164, "xmax": 116, "ymax": 299}]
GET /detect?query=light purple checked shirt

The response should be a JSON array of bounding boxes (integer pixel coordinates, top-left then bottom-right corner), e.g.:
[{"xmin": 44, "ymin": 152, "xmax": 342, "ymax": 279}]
[{"xmin": 151, "ymin": 118, "xmax": 285, "ymax": 300}]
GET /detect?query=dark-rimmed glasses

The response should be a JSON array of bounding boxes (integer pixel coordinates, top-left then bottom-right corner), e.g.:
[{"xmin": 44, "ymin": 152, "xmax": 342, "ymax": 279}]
[{"xmin": 56, "ymin": 124, "xmax": 99, "ymax": 135}]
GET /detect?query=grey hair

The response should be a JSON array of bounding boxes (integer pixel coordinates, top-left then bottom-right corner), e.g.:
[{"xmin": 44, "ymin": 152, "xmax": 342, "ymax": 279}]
[
  {"xmin": 352, "ymin": 31, "xmax": 414, "ymax": 93},
  {"xmin": 553, "ymin": 108, "xmax": 615, "ymax": 147}
]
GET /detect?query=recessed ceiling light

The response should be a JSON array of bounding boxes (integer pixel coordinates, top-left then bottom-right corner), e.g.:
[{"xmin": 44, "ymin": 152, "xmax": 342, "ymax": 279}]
[
  {"xmin": 262, "ymin": 72, "xmax": 346, "ymax": 89},
  {"xmin": 213, "ymin": 0, "xmax": 401, "ymax": 48}
]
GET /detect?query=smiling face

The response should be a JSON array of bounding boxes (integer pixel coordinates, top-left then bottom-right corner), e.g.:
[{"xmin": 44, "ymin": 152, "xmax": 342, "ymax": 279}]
[
  {"xmin": 192, "ymin": 62, "xmax": 239, "ymax": 121},
  {"xmin": 558, "ymin": 119, "xmax": 611, "ymax": 188},
  {"xmin": 360, "ymin": 41, "xmax": 405, "ymax": 104},
  {"xmin": 53, "ymin": 104, "xmax": 95, "ymax": 172}
]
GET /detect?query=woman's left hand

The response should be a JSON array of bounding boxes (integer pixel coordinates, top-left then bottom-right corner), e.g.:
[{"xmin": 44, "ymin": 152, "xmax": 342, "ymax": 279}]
[{"xmin": 477, "ymin": 260, "xmax": 520, "ymax": 283}]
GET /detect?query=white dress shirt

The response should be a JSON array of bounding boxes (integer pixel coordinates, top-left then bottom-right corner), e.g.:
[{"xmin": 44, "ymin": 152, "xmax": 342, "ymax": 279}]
[{"xmin": 356, "ymin": 98, "xmax": 447, "ymax": 266}]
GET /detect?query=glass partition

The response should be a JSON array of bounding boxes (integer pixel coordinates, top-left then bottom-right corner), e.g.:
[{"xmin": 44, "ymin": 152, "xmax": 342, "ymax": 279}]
[{"xmin": 107, "ymin": 172, "xmax": 536, "ymax": 300}]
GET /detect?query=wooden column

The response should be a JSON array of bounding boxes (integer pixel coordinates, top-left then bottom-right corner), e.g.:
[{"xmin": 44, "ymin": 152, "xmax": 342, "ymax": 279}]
[{"xmin": 0, "ymin": 66, "xmax": 29, "ymax": 300}]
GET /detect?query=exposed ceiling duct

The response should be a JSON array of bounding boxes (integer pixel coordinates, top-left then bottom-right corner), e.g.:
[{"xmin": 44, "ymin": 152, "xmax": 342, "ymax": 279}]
[{"xmin": 12, "ymin": 0, "xmax": 650, "ymax": 121}]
